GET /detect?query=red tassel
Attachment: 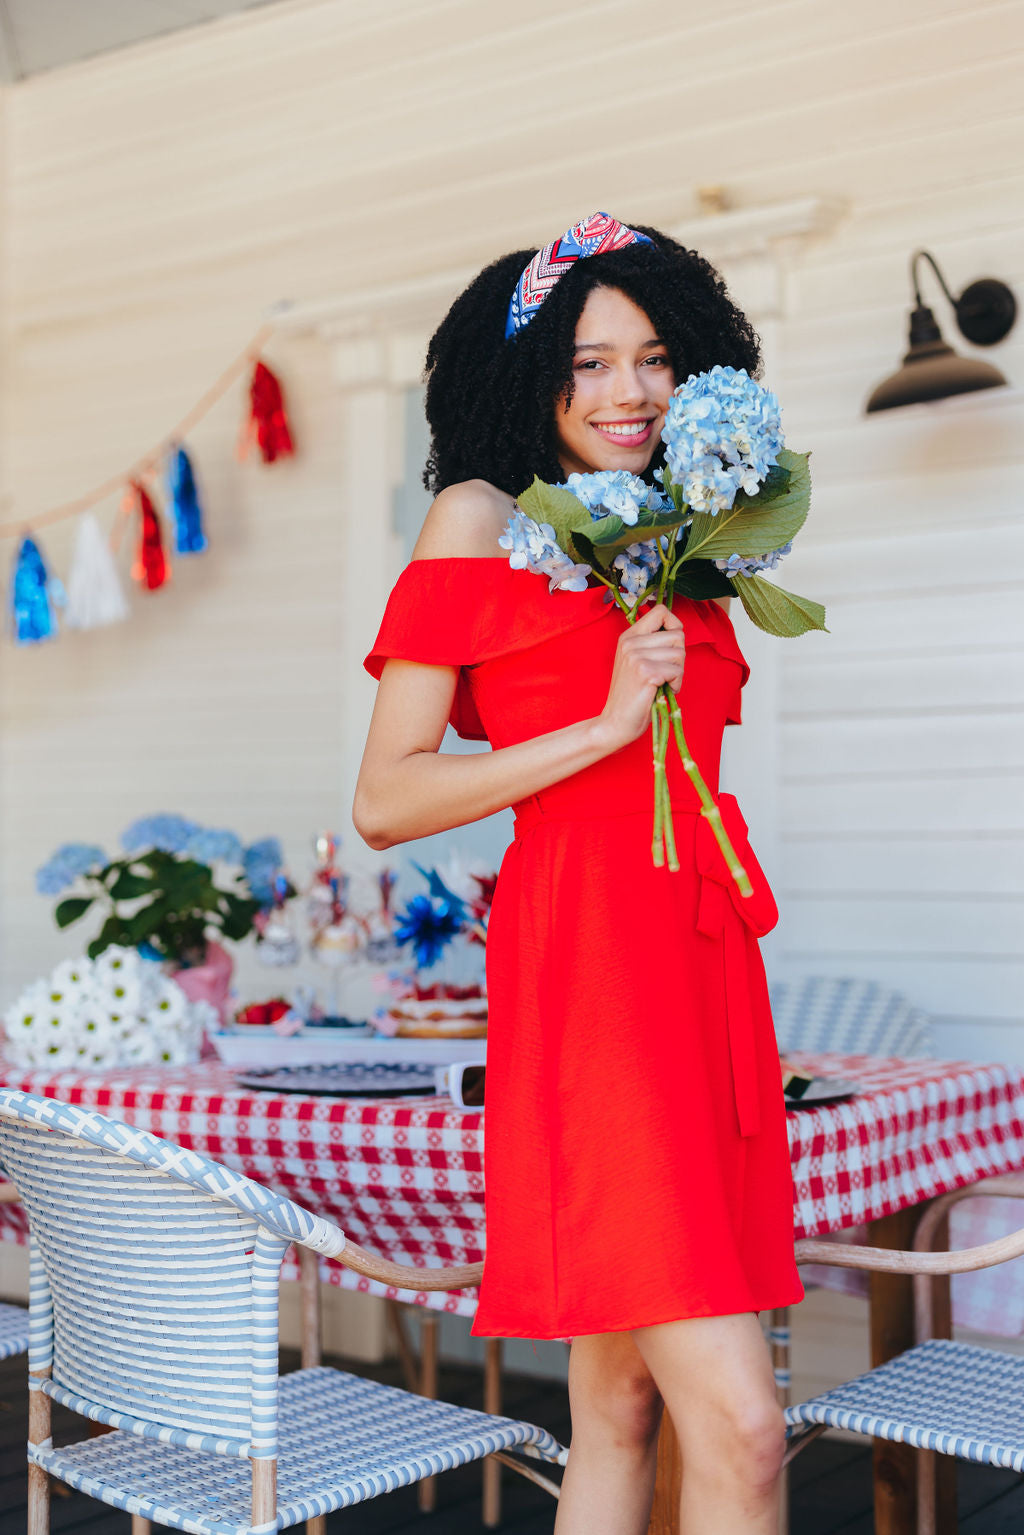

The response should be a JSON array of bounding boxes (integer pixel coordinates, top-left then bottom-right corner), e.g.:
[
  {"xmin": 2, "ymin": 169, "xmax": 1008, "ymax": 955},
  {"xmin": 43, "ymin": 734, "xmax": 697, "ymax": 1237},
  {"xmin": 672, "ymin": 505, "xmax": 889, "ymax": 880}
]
[
  {"xmin": 241, "ymin": 359, "xmax": 294, "ymax": 464},
  {"xmin": 128, "ymin": 481, "xmax": 170, "ymax": 591}
]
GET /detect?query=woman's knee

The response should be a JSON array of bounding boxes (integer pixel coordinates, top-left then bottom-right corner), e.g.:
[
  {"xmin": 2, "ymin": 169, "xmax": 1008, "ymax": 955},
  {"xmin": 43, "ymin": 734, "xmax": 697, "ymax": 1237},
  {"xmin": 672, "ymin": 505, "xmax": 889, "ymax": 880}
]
[
  {"xmin": 568, "ymin": 1338, "xmax": 663, "ymax": 1450},
  {"xmin": 714, "ymin": 1392, "xmax": 786, "ymax": 1490}
]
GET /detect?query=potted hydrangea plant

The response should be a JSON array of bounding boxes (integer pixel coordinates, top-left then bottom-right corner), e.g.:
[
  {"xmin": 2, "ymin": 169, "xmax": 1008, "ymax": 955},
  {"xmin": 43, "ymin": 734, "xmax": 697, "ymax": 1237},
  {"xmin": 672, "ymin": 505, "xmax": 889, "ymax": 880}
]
[{"xmin": 36, "ymin": 814, "xmax": 293, "ymax": 1023}]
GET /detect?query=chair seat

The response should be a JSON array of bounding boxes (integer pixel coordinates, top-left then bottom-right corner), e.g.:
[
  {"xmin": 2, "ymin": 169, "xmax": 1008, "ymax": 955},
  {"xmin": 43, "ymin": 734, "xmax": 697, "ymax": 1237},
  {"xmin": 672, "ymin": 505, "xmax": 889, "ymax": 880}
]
[
  {"xmin": 0, "ymin": 1301, "xmax": 29, "ymax": 1361},
  {"xmin": 785, "ymin": 1338, "xmax": 1024, "ymax": 1472},
  {"xmin": 29, "ymin": 1364, "xmax": 566, "ymax": 1534}
]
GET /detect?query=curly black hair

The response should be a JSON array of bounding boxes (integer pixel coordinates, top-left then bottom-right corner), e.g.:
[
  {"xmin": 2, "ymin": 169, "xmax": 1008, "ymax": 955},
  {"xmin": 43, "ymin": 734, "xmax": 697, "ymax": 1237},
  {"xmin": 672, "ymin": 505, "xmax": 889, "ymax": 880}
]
[{"xmin": 422, "ymin": 225, "xmax": 762, "ymax": 497}]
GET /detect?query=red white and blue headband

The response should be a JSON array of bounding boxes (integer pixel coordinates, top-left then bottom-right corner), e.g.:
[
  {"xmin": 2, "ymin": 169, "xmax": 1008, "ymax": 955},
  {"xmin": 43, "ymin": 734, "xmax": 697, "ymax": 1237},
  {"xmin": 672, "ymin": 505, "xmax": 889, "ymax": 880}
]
[{"xmin": 505, "ymin": 211, "xmax": 655, "ymax": 340}]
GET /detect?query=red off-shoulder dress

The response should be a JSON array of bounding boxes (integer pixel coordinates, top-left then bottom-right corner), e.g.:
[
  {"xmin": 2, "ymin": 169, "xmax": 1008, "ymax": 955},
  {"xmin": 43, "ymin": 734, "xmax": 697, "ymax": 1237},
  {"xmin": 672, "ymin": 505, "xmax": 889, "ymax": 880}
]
[{"xmin": 364, "ymin": 558, "xmax": 803, "ymax": 1339}]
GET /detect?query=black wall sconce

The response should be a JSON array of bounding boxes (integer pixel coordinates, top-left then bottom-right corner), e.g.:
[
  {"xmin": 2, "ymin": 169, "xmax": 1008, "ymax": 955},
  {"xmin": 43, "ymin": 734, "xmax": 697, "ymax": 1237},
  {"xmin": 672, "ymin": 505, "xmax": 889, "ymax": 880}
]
[{"xmin": 865, "ymin": 250, "xmax": 1017, "ymax": 413}]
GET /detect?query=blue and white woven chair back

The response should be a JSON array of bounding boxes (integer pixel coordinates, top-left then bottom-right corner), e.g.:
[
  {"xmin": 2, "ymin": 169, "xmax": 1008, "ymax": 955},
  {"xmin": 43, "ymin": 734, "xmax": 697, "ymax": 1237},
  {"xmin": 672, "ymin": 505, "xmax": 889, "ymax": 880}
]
[
  {"xmin": 769, "ymin": 975, "xmax": 932, "ymax": 1058},
  {"xmin": 0, "ymin": 1089, "xmax": 342, "ymax": 1459}
]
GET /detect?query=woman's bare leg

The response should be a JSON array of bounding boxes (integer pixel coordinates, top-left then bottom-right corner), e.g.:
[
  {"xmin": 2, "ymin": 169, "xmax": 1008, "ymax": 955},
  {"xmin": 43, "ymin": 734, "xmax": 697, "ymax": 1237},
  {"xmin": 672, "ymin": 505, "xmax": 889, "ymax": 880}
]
[
  {"xmin": 553, "ymin": 1330, "xmax": 664, "ymax": 1535},
  {"xmin": 631, "ymin": 1312, "xmax": 784, "ymax": 1535}
]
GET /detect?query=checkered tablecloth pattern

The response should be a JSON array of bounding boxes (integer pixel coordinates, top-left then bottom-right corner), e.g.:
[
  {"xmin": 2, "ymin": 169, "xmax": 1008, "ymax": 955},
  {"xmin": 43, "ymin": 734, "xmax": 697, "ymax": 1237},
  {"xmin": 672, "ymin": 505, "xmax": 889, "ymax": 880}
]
[{"xmin": 1, "ymin": 1052, "xmax": 1023, "ymax": 1327}]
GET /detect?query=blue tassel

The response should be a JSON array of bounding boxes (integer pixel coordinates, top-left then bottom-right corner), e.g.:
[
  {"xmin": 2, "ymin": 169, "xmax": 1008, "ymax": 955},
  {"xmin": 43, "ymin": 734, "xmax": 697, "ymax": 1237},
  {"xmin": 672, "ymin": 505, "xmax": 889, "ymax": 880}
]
[
  {"xmin": 9, "ymin": 535, "xmax": 62, "ymax": 645},
  {"xmin": 167, "ymin": 445, "xmax": 207, "ymax": 555}
]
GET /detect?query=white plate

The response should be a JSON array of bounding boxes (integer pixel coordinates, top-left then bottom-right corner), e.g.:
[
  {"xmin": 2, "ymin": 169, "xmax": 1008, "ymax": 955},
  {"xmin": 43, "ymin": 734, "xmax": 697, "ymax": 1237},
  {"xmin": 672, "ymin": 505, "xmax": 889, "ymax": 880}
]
[{"xmin": 210, "ymin": 1031, "xmax": 488, "ymax": 1068}]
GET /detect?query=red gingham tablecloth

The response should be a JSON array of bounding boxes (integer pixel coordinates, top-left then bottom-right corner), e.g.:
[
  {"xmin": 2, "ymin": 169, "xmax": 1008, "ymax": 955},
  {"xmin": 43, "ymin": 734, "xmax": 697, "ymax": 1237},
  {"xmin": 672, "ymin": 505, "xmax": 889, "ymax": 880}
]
[{"xmin": 2, "ymin": 1051, "xmax": 1023, "ymax": 1324}]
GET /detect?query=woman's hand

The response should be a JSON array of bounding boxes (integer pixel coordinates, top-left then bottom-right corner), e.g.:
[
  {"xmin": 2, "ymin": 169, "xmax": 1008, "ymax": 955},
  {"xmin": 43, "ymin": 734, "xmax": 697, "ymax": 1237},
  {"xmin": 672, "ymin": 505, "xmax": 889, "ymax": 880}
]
[{"xmin": 595, "ymin": 602, "xmax": 686, "ymax": 753}]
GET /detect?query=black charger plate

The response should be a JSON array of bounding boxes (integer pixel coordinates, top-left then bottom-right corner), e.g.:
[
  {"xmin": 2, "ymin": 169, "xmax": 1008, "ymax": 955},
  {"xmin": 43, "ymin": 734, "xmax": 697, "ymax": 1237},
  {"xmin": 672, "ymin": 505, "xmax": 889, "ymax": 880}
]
[{"xmin": 234, "ymin": 1062, "xmax": 437, "ymax": 1097}]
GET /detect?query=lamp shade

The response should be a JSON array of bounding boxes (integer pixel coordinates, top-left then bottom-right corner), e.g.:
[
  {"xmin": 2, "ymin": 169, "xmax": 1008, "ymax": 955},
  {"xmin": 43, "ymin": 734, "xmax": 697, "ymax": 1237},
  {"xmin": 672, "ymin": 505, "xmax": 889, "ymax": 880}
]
[{"xmin": 865, "ymin": 302, "xmax": 1010, "ymax": 414}]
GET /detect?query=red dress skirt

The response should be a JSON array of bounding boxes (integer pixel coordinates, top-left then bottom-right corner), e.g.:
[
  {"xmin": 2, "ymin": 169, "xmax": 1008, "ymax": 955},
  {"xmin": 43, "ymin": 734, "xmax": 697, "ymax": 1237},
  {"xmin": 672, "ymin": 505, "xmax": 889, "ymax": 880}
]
[{"xmin": 364, "ymin": 557, "xmax": 803, "ymax": 1339}]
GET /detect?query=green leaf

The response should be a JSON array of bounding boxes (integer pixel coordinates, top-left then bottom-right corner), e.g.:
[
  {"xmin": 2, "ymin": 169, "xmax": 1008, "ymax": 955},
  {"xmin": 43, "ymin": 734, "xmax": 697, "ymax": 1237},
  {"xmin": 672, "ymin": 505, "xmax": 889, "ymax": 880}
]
[
  {"xmin": 514, "ymin": 477, "xmax": 602, "ymax": 568},
  {"xmin": 587, "ymin": 509, "xmax": 689, "ymax": 556},
  {"xmin": 735, "ymin": 458, "xmax": 791, "ymax": 507},
  {"xmin": 218, "ymin": 896, "xmax": 260, "ymax": 942},
  {"xmin": 671, "ymin": 561, "xmax": 734, "ymax": 600},
  {"xmin": 733, "ymin": 574, "xmax": 828, "ymax": 637},
  {"xmin": 516, "ymin": 477, "xmax": 587, "ymax": 539},
  {"xmin": 54, "ymin": 896, "xmax": 94, "ymax": 929},
  {"xmin": 126, "ymin": 896, "xmax": 177, "ymax": 944},
  {"xmin": 682, "ymin": 450, "xmax": 811, "ymax": 562},
  {"xmin": 659, "ymin": 466, "xmax": 684, "ymax": 512},
  {"xmin": 87, "ymin": 914, "xmax": 134, "ymax": 959},
  {"xmin": 108, "ymin": 870, "xmax": 158, "ymax": 901}
]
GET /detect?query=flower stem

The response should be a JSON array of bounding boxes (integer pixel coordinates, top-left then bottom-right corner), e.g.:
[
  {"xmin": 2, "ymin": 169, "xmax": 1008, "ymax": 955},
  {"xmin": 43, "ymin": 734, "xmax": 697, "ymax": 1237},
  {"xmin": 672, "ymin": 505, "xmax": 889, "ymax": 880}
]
[
  {"xmin": 651, "ymin": 692, "xmax": 666, "ymax": 867},
  {"xmin": 655, "ymin": 690, "xmax": 679, "ymax": 870},
  {"xmin": 664, "ymin": 686, "xmax": 753, "ymax": 898}
]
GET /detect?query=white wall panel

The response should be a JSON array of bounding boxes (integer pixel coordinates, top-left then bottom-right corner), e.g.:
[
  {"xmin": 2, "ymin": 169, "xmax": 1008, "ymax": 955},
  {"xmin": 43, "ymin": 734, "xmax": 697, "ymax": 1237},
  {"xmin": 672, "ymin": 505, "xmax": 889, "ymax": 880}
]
[{"xmin": 1, "ymin": 0, "xmax": 1023, "ymax": 1070}]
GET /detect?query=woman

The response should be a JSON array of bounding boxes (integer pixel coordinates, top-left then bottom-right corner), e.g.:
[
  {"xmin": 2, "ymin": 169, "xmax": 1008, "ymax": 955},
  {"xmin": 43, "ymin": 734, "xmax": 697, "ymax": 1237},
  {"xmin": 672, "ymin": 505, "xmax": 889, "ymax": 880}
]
[{"xmin": 355, "ymin": 214, "xmax": 803, "ymax": 1534}]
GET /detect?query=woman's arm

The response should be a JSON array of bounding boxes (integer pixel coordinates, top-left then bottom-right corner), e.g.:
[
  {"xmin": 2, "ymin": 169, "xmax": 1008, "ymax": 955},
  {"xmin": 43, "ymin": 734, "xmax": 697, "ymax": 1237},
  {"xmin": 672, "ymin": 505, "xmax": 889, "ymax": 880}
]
[
  {"xmin": 352, "ymin": 489, "xmax": 687, "ymax": 851},
  {"xmin": 353, "ymin": 659, "xmax": 622, "ymax": 849}
]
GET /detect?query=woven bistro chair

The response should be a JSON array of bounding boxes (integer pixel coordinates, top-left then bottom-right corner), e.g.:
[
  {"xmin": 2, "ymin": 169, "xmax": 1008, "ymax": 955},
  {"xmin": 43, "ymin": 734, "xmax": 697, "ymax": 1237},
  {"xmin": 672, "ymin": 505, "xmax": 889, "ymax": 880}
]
[
  {"xmin": 766, "ymin": 976, "xmax": 935, "ymax": 1411},
  {"xmin": 0, "ymin": 1179, "xmax": 30, "ymax": 1362},
  {"xmin": 785, "ymin": 1171, "xmax": 1024, "ymax": 1535},
  {"xmin": 0, "ymin": 1088, "xmax": 566, "ymax": 1535}
]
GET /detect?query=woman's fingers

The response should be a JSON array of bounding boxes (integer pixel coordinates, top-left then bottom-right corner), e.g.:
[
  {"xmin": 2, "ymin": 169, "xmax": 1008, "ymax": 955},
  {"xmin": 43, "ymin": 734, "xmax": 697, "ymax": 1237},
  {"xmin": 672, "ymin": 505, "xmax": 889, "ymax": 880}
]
[{"xmin": 630, "ymin": 601, "xmax": 682, "ymax": 633}]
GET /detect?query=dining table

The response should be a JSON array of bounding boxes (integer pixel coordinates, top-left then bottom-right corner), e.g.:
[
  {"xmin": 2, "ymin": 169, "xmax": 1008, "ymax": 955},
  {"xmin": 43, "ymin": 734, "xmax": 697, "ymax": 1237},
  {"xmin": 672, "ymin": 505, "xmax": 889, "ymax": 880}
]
[{"xmin": 2, "ymin": 1046, "xmax": 1024, "ymax": 1535}]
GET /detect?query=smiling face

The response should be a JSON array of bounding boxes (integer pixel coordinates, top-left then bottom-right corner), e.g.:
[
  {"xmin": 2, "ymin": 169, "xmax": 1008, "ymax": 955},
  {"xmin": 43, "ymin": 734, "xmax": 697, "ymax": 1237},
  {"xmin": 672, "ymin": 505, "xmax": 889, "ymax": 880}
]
[{"xmin": 554, "ymin": 285, "xmax": 676, "ymax": 479}]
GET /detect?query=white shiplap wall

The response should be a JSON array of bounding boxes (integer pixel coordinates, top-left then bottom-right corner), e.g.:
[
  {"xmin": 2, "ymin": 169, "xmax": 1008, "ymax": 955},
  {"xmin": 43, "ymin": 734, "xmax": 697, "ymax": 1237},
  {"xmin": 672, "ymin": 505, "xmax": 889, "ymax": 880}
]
[{"xmin": 0, "ymin": 0, "xmax": 1022, "ymax": 1069}]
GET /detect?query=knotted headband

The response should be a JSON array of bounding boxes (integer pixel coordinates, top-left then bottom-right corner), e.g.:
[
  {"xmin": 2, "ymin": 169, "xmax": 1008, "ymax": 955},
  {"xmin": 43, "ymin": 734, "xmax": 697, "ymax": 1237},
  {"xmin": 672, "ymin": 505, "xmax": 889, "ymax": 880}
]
[{"xmin": 505, "ymin": 212, "xmax": 655, "ymax": 340}]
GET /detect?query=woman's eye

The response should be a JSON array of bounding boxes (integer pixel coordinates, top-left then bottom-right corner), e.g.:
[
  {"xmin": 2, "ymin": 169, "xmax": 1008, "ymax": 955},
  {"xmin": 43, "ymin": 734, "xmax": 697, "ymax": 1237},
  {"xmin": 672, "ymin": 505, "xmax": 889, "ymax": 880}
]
[
  {"xmin": 643, "ymin": 355, "xmax": 669, "ymax": 367},
  {"xmin": 575, "ymin": 359, "xmax": 604, "ymax": 370}
]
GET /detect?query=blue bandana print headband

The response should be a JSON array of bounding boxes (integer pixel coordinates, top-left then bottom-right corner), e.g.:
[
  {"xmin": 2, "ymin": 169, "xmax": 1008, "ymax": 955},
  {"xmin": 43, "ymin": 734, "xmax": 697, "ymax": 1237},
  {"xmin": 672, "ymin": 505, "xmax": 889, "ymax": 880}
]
[{"xmin": 505, "ymin": 212, "xmax": 655, "ymax": 340}]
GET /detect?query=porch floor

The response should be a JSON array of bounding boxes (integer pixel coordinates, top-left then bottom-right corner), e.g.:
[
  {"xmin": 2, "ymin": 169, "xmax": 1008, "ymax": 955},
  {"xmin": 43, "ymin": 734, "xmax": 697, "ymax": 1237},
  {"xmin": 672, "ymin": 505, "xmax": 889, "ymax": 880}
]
[{"xmin": 1, "ymin": 1348, "xmax": 1022, "ymax": 1532}]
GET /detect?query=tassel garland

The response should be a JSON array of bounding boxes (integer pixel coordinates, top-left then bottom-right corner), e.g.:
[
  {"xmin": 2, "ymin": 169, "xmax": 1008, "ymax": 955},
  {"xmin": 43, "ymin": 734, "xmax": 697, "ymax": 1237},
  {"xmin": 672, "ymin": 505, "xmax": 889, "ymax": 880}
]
[
  {"xmin": 65, "ymin": 513, "xmax": 129, "ymax": 630},
  {"xmin": 242, "ymin": 360, "xmax": 294, "ymax": 464},
  {"xmin": 167, "ymin": 445, "xmax": 208, "ymax": 555},
  {"xmin": 129, "ymin": 481, "xmax": 170, "ymax": 591},
  {"xmin": 9, "ymin": 534, "xmax": 63, "ymax": 645},
  {"xmin": 1, "ymin": 334, "xmax": 297, "ymax": 648}
]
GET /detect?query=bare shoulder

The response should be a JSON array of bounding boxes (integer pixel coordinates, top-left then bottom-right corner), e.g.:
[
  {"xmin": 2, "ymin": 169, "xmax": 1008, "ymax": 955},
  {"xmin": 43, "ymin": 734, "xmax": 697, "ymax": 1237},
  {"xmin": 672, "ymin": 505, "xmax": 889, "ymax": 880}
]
[
  {"xmin": 411, "ymin": 479, "xmax": 513, "ymax": 560},
  {"xmin": 712, "ymin": 595, "xmax": 733, "ymax": 613}
]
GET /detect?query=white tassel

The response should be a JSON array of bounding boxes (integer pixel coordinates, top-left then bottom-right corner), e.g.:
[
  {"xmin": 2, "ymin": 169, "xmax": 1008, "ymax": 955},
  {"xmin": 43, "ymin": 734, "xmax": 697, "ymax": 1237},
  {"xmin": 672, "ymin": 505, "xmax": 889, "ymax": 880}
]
[{"xmin": 64, "ymin": 513, "xmax": 129, "ymax": 630}]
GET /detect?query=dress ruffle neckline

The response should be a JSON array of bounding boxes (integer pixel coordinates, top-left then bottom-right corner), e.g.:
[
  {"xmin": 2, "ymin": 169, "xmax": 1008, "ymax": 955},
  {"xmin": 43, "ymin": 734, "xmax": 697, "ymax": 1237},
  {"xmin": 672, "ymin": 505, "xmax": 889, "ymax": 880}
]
[{"xmin": 363, "ymin": 558, "xmax": 749, "ymax": 740}]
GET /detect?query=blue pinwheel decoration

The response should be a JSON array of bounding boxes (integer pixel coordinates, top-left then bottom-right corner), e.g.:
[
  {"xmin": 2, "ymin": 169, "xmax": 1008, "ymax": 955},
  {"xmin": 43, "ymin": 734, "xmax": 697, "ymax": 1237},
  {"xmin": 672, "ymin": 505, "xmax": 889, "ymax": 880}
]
[{"xmin": 393, "ymin": 872, "xmax": 467, "ymax": 971}]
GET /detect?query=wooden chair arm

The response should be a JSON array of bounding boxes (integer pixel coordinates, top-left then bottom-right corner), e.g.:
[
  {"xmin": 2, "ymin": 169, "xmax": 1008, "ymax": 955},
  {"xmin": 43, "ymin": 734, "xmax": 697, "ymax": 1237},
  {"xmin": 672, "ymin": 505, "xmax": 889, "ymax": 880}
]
[
  {"xmin": 295, "ymin": 1220, "xmax": 483, "ymax": 1292},
  {"xmin": 795, "ymin": 1205, "xmax": 1024, "ymax": 1279},
  {"xmin": 911, "ymin": 1172, "xmax": 1024, "ymax": 1256},
  {"xmin": 335, "ymin": 1237, "xmax": 483, "ymax": 1292}
]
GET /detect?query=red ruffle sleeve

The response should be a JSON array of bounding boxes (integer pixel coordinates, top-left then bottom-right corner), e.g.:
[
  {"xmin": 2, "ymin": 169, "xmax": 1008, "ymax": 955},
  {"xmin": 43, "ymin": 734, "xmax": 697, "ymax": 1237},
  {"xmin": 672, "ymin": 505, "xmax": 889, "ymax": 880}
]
[{"xmin": 363, "ymin": 557, "xmax": 750, "ymax": 738}]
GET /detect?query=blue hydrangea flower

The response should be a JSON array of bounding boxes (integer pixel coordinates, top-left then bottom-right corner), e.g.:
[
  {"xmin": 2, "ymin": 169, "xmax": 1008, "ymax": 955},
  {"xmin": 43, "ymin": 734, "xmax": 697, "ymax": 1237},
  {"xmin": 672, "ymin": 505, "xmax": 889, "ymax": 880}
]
[
  {"xmin": 185, "ymin": 828, "xmax": 244, "ymax": 866},
  {"xmin": 121, "ymin": 814, "xmax": 199, "ymax": 855},
  {"xmin": 661, "ymin": 366, "xmax": 783, "ymax": 516},
  {"xmin": 498, "ymin": 509, "xmax": 591, "ymax": 593},
  {"xmin": 35, "ymin": 842, "xmax": 107, "ymax": 896},
  {"xmin": 393, "ymin": 892, "xmax": 465, "ymax": 970},
  {"xmin": 243, "ymin": 837, "xmax": 284, "ymax": 905},
  {"xmin": 714, "ymin": 542, "xmax": 793, "ymax": 579},
  {"xmin": 612, "ymin": 537, "xmax": 670, "ymax": 609},
  {"xmin": 563, "ymin": 470, "xmax": 671, "ymax": 525}
]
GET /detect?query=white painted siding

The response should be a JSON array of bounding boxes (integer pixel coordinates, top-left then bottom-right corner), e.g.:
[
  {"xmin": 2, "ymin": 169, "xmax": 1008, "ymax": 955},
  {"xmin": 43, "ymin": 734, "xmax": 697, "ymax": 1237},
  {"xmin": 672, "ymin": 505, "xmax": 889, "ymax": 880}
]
[{"xmin": 0, "ymin": 0, "xmax": 1021, "ymax": 1066}]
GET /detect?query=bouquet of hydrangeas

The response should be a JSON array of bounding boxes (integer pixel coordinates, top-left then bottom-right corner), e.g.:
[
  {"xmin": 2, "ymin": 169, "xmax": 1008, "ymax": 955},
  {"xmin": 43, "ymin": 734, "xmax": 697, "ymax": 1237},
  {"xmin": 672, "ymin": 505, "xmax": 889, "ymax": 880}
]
[
  {"xmin": 35, "ymin": 814, "xmax": 294, "ymax": 965},
  {"xmin": 500, "ymin": 366, "xmax": 825, "ymax": 890},
  {"xmin": 2, "ymin": 946, "xmax": 214, "ymax": 1069}
]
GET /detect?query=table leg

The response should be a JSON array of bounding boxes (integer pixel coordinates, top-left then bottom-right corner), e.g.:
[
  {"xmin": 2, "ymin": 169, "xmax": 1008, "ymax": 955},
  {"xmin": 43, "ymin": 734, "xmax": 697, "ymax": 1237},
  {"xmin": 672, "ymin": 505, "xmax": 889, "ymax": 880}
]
[
  {"xmin": 646, "ymin": 1411, "xmax": 682, "ymax": 1535},
  {"xmin": 417, "ymin": 1313, "xmax": 440, "ymax": 1514},
  {"xmin": 483, "ymin": 1338, "xmax": 504, "ymax": 1527},
  {"xmin": 868, "ymin": 1205, "xmax": 955, "ymax": 1535},
  {"xmin": 298, "ymin": 1246, "xmax": 322, "ymax": 1370}
]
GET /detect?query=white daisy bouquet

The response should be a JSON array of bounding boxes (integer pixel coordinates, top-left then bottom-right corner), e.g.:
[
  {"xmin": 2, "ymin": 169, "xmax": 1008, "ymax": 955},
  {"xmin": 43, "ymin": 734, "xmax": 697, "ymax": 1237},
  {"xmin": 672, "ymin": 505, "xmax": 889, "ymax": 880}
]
[
  {"xmin": 501, "ymin": 366, "xmax": 825, "ymax": 890},
  {"xmin": 2, "ymin": 946, "xmax": 215, "ymax": 1070}
]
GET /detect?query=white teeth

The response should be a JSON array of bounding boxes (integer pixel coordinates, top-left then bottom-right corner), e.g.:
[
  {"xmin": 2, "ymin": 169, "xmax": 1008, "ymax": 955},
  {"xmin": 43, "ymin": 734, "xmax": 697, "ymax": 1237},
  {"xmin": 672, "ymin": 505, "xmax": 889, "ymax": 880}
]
[{"xmin": 597, "ymin": 421, "xmax": 650, "ymax": 437}]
